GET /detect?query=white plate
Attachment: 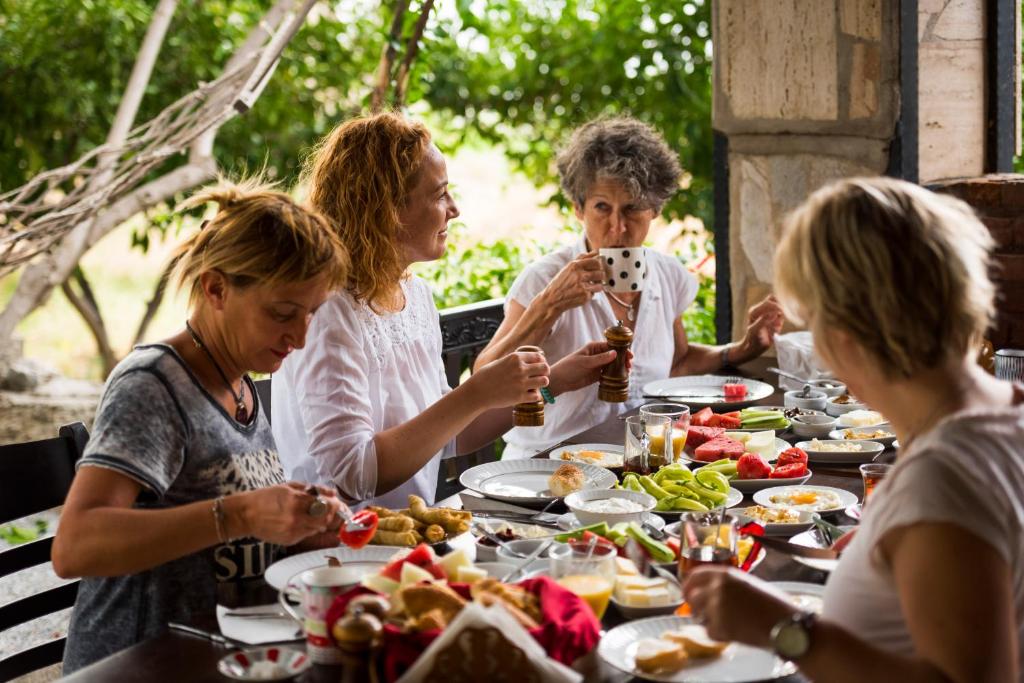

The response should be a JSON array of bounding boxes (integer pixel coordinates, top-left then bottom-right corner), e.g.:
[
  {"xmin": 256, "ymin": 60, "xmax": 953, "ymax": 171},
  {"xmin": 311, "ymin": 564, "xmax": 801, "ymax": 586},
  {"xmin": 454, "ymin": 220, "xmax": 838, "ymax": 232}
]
[
  {"xmin": 794, "ymin": 439, "xmax": 885, "ymax": 464},
  {"xmin": 771, "ymin": 581, "xmax": 826, "ymax": 614},
  {"xmin": 264, "ymin": 545, "xmax": 397, "ymax": 590},
  {"xmin": 611, "ymin": 584, "xmax": 684, "ymax": 620},
  {"xmin": 729, "ymin": 471, "xmax": 812, "ymax": 493},
  {"xmin": 650, "ymin": 486, "xmax": 744, "ymax": 520},
  {"xmin": 728, "ymin": 508, "xmax": 817, "ymax": 536},
  {"xmin": 598, "ymin": 616, "xmax": 795, "ymax": 682},
  {"xmin": 459, "ymin": 459, "xmax": 616, "ymax": 505},
  {"xmin": 218, "ymin": 647, "xmax": 311, "ymax": 681},
  {"xmin": 644, "ymin": 375, "xmax": 775, "ymax": 409},
  {"xmin": 845, "ymin": 503, "xmax": 862, "ymax": 520},
  {"xmin": 556, "ymin": 511, "xmax": 666, "ymax": 532},
  {"xmin": 788, "ymin": 527, "xmax": 854, "ymax": 573},
  {"xmin": 684, "ymin": 437, "xmax": 790, "ymax": 465},
  {"xmin": 548, "ymin": 443, "xmax": 624, "ymax": 469},
  {"xmin": 828, "ymin": 428, "xmax": 896, "ymax": 449},
  {"xmin": 752, "ymin": 485, "xmax": 859, "ymax": 515}
]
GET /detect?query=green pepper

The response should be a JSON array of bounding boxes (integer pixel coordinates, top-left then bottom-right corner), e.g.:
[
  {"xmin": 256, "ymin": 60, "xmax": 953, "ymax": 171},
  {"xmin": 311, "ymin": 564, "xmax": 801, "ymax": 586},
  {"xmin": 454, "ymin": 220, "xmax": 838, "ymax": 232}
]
[
  {"xmin": 624, "ymin": 522, "xmax": 676, "ymax": 563},
  {"xmin": 639, "ymin": 475, "xmax": 672, "ymax": 500},
  {"xmin": 662, "ymin": 483, "xmax": 699, "ymax": 500},
  {"xmin": 553, "ymin": 522, "xmax": 610, "ymax": 543},
  {"xmin": 695, "ymin": 469, "xmax": 731, "ymax": 494},
  {"xmin": 653, "ymin": 464, "xmax": 694, "ymax": 484},
  {"xmin": 684, "ymin": 481, "xmax": 727, "ymax": 504},
  {"xmin": 704, "ymin": 462, "xmax": 738, "ymax": 477},
  {"xmin": 669, "ymin": 497, "xmax": 710, "ymax": 512},
  {"xmin": 655, "ymin": 495, "xmax": 681, "ymax": 511}
]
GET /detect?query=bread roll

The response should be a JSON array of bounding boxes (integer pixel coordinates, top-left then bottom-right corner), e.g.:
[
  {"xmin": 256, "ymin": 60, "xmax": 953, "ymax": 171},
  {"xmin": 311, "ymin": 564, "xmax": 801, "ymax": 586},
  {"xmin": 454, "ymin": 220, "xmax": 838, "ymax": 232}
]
[
  {"xmin": 548, "ymin": 463, "xmax": 585, "ymax": 497},
  {"xmin": 634, "ymin": 638, "xmax": 688, "ymax": 674},
  {"xmin": 398, "ymin": 583, "xmax": 467, "ymax": 625},
  {"xmin": 663, "ymin": 628, "xmax": 728, "ymax": 658}
]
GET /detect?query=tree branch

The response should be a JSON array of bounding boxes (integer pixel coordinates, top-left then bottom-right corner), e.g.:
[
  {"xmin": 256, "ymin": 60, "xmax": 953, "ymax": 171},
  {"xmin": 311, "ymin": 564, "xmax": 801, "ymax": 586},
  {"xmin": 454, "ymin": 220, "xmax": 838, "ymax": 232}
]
[
  {"xmin": 394, "ymin": 0, "xmax": 435, "ymax": 107},
  {"xmin": 371, "ymin": 0, "xmax": 410, "ymax": 112},
  {"xmin": 62, "ymin": 267, "xmax": 117, "ymax": 377},
  {"xmin": 133, "ymin": 254, "xmax": 179, "ymax": 347}
]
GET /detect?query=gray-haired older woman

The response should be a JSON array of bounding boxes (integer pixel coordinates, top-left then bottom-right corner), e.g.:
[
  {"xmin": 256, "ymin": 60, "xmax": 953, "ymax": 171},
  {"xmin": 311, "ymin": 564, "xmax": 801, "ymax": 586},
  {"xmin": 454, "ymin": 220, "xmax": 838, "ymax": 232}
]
[{"xmin": 476, "ymin": 117, "xmax": 783, "ymax": 459}]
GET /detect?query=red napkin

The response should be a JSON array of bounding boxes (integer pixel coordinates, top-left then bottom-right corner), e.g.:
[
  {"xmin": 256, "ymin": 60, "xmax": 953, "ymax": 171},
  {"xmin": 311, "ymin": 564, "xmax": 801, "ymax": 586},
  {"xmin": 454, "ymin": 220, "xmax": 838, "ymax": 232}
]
[{"xmin": 325, "ymin": 576, "xmax": 600, "ymax": 682}]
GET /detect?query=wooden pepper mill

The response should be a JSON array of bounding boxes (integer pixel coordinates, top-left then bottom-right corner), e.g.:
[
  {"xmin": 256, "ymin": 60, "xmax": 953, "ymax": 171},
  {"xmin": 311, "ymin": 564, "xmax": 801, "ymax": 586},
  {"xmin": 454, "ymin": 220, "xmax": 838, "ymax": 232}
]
[
  {"xmin": 512, "ymin": 345, "xmax": 545, "ymax": 426},
  {"xmin": 598, "ymin": 320, "xmax": 634, "ymax": 402}
]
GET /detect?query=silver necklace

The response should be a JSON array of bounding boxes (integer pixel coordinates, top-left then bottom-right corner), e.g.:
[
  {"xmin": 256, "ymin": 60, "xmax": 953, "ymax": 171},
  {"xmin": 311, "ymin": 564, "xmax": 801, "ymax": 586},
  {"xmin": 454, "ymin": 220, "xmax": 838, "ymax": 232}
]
[{"xmin": 605, "ymin": 291, "xmax": 638, "ymax": 321}]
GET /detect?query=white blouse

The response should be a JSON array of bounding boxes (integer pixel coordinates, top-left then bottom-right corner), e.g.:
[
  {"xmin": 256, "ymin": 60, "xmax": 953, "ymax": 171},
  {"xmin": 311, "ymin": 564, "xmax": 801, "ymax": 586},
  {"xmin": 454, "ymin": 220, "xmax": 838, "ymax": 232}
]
[
  {"xmin": 271, "ymin": 277, "xmax": 454, "ymax": 508},
  {"xmin": 502, "ymin": 237, "xmax": 699, "ymax": 459},
  {"xmin": 823, "ymin": 390, "xmax": 1024, "ymax": 671}
]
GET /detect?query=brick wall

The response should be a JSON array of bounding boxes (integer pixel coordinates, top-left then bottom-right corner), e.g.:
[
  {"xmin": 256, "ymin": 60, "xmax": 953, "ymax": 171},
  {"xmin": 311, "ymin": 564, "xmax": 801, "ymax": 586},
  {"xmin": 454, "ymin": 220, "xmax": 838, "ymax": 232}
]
[{"xmin": 931, "ymin": 174, "xmax": 1024, "ymax": 349}]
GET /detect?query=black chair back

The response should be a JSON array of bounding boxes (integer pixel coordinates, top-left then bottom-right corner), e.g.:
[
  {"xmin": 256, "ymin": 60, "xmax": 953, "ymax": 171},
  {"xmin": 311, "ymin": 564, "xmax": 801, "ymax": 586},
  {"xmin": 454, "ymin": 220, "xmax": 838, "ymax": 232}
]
[
  {"xmin": 435, "ymin": 298, "xmax": 505, "ymax": 501},
  {"xmin": 0, "ymin": 422, "xmax": 89, "ymax": 680}
]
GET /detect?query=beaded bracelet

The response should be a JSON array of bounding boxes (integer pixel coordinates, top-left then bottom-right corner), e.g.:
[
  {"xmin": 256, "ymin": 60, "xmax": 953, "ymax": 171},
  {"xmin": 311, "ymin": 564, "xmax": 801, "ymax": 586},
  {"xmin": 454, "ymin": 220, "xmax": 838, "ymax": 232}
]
[
  {"xmin": 212, "ymin": 496, "xmax": 229, "ymax": 543},
  {"xmin": 540, "ymin": 386, "xmax": 556, "ymax": 404}
]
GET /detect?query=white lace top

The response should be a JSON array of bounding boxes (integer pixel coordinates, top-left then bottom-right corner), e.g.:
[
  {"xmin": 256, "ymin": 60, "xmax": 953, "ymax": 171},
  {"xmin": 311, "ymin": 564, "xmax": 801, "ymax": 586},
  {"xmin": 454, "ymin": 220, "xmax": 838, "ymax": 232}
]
[
  {"xmin": 501, "ymin": 237, "xmax": 699, "ymax": 459},
  {"xmin": 271, "ymin": 277, "xmax": 454, "ymax": 507}
]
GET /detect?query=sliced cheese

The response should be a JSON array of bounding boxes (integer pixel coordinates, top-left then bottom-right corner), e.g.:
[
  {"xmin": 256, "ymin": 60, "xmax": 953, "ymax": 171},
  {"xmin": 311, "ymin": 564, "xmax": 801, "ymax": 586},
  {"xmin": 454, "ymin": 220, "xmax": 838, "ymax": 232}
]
[
  {"xmin": 615, "ymin": 557, "xmax": 640, "ymax": 576},
  {"xmin": 634, "ymin": 638, "xmax": 688, "ymax": 674}
]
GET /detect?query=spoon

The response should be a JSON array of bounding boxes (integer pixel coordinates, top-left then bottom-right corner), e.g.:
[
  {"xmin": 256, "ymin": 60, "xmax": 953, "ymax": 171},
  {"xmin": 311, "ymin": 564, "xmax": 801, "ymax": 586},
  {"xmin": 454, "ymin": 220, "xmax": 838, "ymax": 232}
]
[{"xmin": 767, "ymin": 366, "xmax": 810, "ymax": 385}]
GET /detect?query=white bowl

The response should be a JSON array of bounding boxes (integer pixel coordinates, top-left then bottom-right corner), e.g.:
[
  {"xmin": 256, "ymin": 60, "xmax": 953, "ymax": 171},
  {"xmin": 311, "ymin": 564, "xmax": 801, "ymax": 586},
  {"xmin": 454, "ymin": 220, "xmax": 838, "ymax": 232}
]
[
  {"xmin": 563, "ymin": 489, "xmax": 656, "ymax": 526},
  {"xmin": 784, "ymin": 388, "xmax": 827, "ymax": 411},
  {"xmin": 825, "ymin": 395, "xmax": 866, "ymax": 416},
  {"xmin": 790, "ymin": 414, "xmax": 838, "ymax": 438},
  {"xmin": 611, "ymin": 584, "xmax": 684, "ymax": 620},
  {"xmin": 475, "ymin": 537, "xmax": 498, "ymax": 562},
  {"xmin": 495, "ymin": 539, "xmax": 554, "ymax": 564},
  {"xmin": 806, "ymin": 378, "xmax": 846, "ymax": 398}
]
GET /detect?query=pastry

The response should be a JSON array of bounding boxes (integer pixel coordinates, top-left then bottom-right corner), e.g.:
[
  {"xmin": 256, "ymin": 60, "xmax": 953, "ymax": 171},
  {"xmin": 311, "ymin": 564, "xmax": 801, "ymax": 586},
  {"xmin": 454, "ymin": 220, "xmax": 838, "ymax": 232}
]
[
  {"xmin": 633, "ymin": 638, "xmax": 688, "ymax": 674},
  {"xmin": 548, "ymin": 463, "xmax": 584, "ymax": 497},
  {"xmin": 473, "ymin": 590, "xmax": 540, "ymax": 630},
  {"xmin": 398, "ymin": 583, "xmax": 467, "ymax": 624},
  {"xmin": 663, "ymin": 629, "xmax": 728, "ymax": 658}
]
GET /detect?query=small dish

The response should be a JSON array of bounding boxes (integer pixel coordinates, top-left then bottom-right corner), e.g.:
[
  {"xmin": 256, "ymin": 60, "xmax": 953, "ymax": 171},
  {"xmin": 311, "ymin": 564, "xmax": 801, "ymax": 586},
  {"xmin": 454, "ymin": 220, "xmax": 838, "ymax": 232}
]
[
  {"xmin": 806, "ymin": 378, "xmax": 846, "ymax": 398},
  {"xmin": 611, "ymin": 584, "xmax": 684, "ymax": 620},
  {"xmin": 828, "ymin": 427, "xmax": 896, "ymax": 449},
  {"xmin": 825, "ymin": 395, "xmax": 866, "ymax": 417},
  {"xmin": 564, "ymin": 489, "xmax": 656, "ymax": 526},
  {"xmin": 217, "ymin": 647, "xmax": 310, "ymax": 681},
  {"xmin": 496, "ymin": 538, "xmax": 554, "ymax": 563},
  {"xmin": 556, "ymin": 511, "xmax": 666, "ymax": 532},
  {"xmin": 784, "ymin": 388, "xmax": 827, "ymax": 412},
  {"xmin": 790, "ymin": 414, "xmax": 838, "ymax": 439},
  {"xmin": 796, "ymin": 439, "xmax": 885, "ymax": 464}
]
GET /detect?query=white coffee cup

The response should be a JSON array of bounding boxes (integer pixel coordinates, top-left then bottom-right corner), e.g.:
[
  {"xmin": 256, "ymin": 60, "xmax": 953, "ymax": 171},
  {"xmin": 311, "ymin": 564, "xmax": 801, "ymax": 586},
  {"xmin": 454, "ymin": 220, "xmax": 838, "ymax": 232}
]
[
  {"xmin": 599, "ymin": 247, "xmax": 647, "ymax": 293},
  {"xmin": 278, "ymin": 566, "xmax": 363, "ymax": 664}
]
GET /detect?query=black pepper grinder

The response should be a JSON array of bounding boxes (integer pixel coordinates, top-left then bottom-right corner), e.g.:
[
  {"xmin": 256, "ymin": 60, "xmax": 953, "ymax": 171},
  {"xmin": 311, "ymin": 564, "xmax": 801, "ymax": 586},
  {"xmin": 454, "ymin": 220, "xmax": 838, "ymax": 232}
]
[
  {"xmin": 512, "ymin": 345, "xmax": 545, "ymax": 426},
  {"xmin": 598, "ymin": 320, "xmax": 634, "ymax": 402}
]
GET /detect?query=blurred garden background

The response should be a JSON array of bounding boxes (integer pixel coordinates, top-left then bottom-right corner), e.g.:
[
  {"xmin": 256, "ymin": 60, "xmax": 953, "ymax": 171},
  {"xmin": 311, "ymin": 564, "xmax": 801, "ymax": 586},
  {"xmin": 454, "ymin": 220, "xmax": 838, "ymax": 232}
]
[{"xmin": 0, "ymin": 0, "xmax": 716, "ymax": 382}]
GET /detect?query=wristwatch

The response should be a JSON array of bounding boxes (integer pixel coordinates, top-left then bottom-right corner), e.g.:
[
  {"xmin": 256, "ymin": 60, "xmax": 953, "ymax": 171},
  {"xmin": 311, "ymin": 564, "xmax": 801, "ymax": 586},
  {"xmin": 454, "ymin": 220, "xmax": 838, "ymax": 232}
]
[{"xmin": 769, "ymin": 610, "xmax": 816, "ymax": 660}]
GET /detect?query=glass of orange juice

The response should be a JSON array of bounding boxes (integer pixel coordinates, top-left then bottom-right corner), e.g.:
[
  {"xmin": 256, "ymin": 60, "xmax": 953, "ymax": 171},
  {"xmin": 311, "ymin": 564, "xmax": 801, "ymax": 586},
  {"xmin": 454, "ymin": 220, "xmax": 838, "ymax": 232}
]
[
  {"xmin": 641, "ymin": 403, "xmax": 690, "ymax": 463},
  {"xmin": 549, "ymin": 541, "xmax": 616, "ymax": 619}
]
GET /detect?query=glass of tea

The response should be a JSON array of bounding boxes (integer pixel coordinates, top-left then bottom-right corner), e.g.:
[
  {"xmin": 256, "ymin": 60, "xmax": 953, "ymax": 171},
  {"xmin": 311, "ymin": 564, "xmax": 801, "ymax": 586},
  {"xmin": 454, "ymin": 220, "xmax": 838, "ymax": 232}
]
[
  {"xmin": 549, "ymin": 540, "xmax": 617, "ymax": 619},
  {"xmin": 677, "ymin": 512, "xmax": 738, "ymax": 582},
  {"xmin": 624, "ymin": 414, "xmax": 672, "ymax": 475},
  {"xmin": 640, "ymin": 403, "xmax": 690, "ymax": 464},
  {"xmin": 859, "ymin": 463, "xmax": 891, "ymax": 505}
]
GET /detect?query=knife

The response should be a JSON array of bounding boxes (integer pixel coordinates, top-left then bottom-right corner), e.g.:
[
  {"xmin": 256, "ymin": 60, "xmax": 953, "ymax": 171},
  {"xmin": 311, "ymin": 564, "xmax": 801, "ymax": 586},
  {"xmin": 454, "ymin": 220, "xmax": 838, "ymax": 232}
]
[
  {"xmin": 168, "ymin": 622, "xmax": 240, "ymax": 648},
  {"xmin": 754, "ymin": 535, "xmax": 838, "ymax": 560},
  {"xmin": 471, "ymin": 511, "xmax": 563, "ymax": 528}
]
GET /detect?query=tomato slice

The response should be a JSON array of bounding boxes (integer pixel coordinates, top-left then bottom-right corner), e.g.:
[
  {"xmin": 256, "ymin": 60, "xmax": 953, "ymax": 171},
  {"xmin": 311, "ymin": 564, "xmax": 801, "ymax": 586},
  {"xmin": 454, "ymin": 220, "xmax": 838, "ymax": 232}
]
[
  {"xmin": 338, "ymin": 510, "xmax": 379, "ymax": 549},
  {"xmin": 777, "ymin": 447, "xmax": 809, "ymax": 467},
  {"xmin": 770, "ymin": 462, "xmax": 809, "ymax": 479}
]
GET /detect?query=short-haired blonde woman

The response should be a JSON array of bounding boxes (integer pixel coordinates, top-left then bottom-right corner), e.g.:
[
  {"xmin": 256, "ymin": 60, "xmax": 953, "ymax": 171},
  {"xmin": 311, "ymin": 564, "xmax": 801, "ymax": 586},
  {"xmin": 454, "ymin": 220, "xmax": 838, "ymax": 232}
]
[
  {"xmin": 684, "ymin": 177, "xmax": 1024, "ymax": 682},
  {"xmin": 54, "ymin": 181, "xmax": 350, "ymax": 672},
  {"xmin": 477, "ymin": 116, "xmax": 784, "ymax": 459},
  {"xmin": 272, "ymin": 112, "xmax": 615, "ymax": 507}
]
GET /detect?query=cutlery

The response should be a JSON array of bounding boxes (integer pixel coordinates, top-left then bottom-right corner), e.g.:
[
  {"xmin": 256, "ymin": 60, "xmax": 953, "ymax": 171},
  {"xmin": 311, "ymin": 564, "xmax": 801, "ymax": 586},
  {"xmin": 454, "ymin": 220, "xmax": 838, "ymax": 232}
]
[
  {"xmin": 305, "ymin": 485, "xmax": 370, "ymax": 532},
  {"xmin": 641, "ymin": 519, "xmax": 667, "ymax": 540},
  {"xmin": 169, "ymin": 622, "xmax": 241, "ymax": 649},
  {"xmin": 222, "ymin": 609, "xmax": 291, "ymax": 619},
  {"xmin": 754, "ymin": 535, "xmax": 838, "ymax": 560},
  {"xmin": 767, "ymin": 366, "xmax": 810, "ymax": 385},
  {"xmin": 622, "ymin": 538, "xmax": 681, "ymax": 588},
  {"xmin": 813, "ymin": 516, "xmax": 848, "ymax": 545},
  {"xmin": 470, "ymin": 512, "xmax": 563, "ymax": 529},
  {"xmin": 499, "ymin": 539, "xmax": 553, "ymax": 582}
]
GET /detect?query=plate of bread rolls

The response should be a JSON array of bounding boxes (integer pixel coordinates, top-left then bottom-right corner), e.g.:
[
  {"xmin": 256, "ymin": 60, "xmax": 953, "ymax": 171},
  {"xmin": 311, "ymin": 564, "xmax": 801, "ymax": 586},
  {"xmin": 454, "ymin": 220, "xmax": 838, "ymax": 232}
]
[
  {"xmin": 365, "ymin": 495, "xmax": 472, "ymax": 548},
  {"xmin": 459, "ymin": 459, "xmax": 617, "ymax": 505},
  {"xmin": 599, "ymin": 616, "xmax": 796, "ymax": 681}
]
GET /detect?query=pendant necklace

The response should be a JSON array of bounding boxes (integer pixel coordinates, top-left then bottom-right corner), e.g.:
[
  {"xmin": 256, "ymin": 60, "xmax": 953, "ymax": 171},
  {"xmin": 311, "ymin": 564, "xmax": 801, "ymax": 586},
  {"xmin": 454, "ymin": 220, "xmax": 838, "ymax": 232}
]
[
  {"xmin": 605, "ymin": 291, "xmax": 638, "ymax": 321},
  {"xmin": 185, "ymin": 320, "xmax": 249, "ymax": 423}
]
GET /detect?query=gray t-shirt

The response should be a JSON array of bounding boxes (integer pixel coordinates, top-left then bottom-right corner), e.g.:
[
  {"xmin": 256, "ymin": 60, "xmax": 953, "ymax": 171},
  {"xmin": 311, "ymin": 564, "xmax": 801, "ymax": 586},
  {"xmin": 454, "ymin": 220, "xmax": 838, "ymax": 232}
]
[{"xmin": 63, "ymin": 345, "xmax": 285, "ymax": 673}]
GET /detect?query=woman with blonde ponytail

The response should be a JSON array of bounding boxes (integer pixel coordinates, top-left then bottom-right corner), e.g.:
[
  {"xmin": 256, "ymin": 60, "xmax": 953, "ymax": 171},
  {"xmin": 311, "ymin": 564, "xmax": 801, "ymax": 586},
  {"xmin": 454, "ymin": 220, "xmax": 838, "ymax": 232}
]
[{"xmin": 54, "ymin": 179, "xmax": 351, "ymax": 672}]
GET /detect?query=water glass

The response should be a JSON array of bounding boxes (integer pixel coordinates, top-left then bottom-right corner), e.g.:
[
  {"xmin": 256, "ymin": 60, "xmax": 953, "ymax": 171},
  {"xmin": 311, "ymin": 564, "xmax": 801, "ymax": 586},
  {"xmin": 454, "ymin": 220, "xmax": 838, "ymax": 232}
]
[
  {"xmin": 995, "ymin": 349, "xmax": 1024, "ymax": 382},
  {"xmin": 639, "ymin": 403, "xmax": 690, "ymax": 464},
  {"xmin": 548, "ymin": 541, "xmax": 617, "ymax": 619},
  {"xmin": 624, "ymin": 414, "xmax": 671, "ymax": 475},
  {"xmin": 859, "ymin": 463, "xmax": 891, "ymax": 505},
  {"xmin": 677, "ymin": 512, "xmax": 738, "ymax": 582}
]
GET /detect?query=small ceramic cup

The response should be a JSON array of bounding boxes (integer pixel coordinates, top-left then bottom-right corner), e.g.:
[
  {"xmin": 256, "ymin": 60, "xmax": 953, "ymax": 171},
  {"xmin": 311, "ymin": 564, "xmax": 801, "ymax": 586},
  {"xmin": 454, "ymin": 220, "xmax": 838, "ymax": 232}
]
[
  {"xmin": 278, "ymin": 566, "xmax": 362, "ymax": 664},
  {"xmin": 599, "ymin": 247, "xmax": 647, "ymax": 293},
  {"xmin": 784, "ymin": 386, "xmax": 827, "ymax": 411}
]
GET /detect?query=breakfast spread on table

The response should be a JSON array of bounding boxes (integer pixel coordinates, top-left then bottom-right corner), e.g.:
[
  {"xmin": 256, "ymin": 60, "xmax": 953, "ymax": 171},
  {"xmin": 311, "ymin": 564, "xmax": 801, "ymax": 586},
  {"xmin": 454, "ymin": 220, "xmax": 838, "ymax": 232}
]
[
  {"xmin": 767, "ymin": 487, "xmax": 843, "ymax": 512},
  {"xmin": 548, "ymin": 463, "xmax": 585, "ymax": 496},
  {"xmin": 364, "ymin": 496, "xmax": 472, "ymax": 546}
]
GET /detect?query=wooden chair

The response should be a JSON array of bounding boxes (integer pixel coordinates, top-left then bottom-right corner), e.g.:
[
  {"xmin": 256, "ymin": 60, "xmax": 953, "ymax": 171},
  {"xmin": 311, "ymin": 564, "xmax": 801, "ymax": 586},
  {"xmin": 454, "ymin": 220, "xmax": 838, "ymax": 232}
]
[
  {"xmin": 435, "ymin": 298, "xmax": 505, "ymax": 501},
  {"xmin": 0, "ymin": 422, "xmax": 89, "ymax": 681}
]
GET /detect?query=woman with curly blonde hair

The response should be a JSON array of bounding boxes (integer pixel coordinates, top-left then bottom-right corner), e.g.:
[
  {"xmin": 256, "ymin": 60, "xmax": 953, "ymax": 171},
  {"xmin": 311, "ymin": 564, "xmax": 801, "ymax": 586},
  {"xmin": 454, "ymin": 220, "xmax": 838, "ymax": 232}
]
[{"xmin": 272, "ymin": 112, "xmax": 618, "ymax": 506}]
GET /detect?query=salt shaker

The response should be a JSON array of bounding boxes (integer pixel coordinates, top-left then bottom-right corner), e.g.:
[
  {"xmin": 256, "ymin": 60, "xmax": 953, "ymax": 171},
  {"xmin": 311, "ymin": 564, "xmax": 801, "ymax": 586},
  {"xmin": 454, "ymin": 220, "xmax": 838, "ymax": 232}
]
[
  {"xmin": 512, "ymin": 345, "xmax": 545, "ymax": 426},
  {"xmin": 598, "ymin": 320, "xmax": 634, "ymax": 402}
]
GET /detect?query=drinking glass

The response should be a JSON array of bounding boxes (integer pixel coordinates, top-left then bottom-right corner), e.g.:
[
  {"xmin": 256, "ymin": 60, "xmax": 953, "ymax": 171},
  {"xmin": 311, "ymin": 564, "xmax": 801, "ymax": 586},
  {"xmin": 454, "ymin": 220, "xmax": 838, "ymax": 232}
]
[
  {"xmin": 995, "ymin": 349, "xmax": 1024, "ymax": 382},
  {"xmin": 859, "ymin": 463, "xmax": 891, "ymax": 505},
  {"xmin": 624, "ymin": 414, "xmax": 672, "ymax": 475},
  {"xmin": 548, "ymin": 541, "xmax": 617, "ymax": 619},
  {"xmin": 640, "ymin": 403, "xmax": 690, "ymax": 464},
  {"xmin": 677, "ymin": 512, "xmax": 738, "ymax": 582}
]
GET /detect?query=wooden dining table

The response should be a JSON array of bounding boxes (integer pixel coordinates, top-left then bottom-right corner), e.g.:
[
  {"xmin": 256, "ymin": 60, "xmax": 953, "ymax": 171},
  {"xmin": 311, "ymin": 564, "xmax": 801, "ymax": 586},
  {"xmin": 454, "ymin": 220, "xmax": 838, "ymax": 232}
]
[{"xmin": 62, "ymin": 360, "xmax": 868, "ymax": 683}]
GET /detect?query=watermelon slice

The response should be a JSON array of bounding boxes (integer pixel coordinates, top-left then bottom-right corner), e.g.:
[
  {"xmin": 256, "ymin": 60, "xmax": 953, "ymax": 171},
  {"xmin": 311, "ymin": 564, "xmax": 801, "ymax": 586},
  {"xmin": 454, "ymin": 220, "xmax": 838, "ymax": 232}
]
[
  {"xmin": 380, "ymin": 544, "xmax": 435, "ymax": 582},
  {"xmin": 718, "ymin": 415, "xmax": 742, "ymax": 429},
  {"xmin": 723, "ymin": 383, "xmax": 748, "ymax": 400},
  {"xmin": 686, "ymin": 426, "xmax": 726, "ymax": 449},
  {"xmin": 691, "ymin": 407, "xmax": 714, "ymax": 427},
  {"xmin": 694, "ymin": 435, "xmax": 746, "ymax": 462}
]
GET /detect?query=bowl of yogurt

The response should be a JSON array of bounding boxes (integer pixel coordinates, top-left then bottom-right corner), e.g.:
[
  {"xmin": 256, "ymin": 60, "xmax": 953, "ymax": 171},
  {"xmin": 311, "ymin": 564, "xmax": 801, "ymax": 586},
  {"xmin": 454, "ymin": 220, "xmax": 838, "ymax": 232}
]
[{"xmin": 563, "ymin": 488, "xmax": 656, "ymax": 526}]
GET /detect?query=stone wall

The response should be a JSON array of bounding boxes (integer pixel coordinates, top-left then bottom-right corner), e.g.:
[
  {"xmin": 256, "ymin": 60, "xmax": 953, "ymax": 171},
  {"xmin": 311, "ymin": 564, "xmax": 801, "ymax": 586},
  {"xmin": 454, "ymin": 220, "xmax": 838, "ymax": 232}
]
[
  {"xmin": 931, "ymin": 174, "xmax": 1024, "ymax": 349},
  {"xmin": 712, "ymin": 0, "xmax": 899, "ymax": 340}
]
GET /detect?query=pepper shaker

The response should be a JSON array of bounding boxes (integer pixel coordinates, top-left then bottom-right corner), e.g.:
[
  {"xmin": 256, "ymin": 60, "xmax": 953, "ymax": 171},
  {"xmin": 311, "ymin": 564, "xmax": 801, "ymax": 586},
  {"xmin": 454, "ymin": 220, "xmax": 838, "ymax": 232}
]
[
  {"xmin": 512, "ymin": 345, "xmax": 545, "ymax": 426},
  {"xmin": 598, "ymin": 320, "xmax": 634, "ymax": 402}
]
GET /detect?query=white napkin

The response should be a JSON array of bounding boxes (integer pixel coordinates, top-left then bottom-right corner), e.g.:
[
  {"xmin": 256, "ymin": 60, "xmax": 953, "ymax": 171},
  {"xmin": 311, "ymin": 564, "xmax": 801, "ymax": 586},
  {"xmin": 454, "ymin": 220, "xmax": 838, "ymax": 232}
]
[
  {"xmin": 395, "ymin": 602, "xmax": 581, "ymax": 683},
  {"xmin": 216, "ymin": 603, "xmax": 303, "ymax": 645},
  {"xmin": 774, "ymin": 331, "xmax": 832, "ymax": 390}
]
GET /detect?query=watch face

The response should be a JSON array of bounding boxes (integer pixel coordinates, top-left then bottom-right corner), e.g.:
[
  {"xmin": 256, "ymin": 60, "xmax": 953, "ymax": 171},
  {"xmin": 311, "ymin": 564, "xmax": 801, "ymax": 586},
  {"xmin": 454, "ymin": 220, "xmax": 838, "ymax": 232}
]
[{"xmin": 774, "ymin": 622, "xmax": 811, "ymax": 659}]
